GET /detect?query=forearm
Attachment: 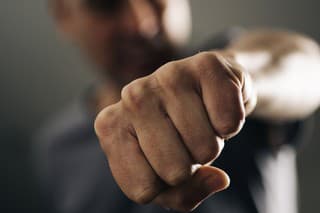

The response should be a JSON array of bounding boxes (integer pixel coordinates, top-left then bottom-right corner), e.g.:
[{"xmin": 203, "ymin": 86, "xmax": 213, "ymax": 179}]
[{"xmin": 226, "ymin": 29, "xmax": 320, "ymax": 122}]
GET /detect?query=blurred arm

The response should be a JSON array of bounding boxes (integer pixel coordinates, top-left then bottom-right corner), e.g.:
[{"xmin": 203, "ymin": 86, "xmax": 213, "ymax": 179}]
[{"xmin": 226, "ymin": 29, "xmax": 320, "ymax": 122}]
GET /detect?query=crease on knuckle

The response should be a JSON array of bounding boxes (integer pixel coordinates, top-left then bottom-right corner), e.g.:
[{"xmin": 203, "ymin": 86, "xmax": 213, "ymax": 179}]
[
  {"xmin": 217, "ymin": 52, "xmax": 245, "ymax": 88},
  {"xmin": 232, "ymin": 64, "xmax": 246, "ymax": 88},
  {"xmin": 224, "ymin": 64, "xmax": 245, "ymax": 91}
]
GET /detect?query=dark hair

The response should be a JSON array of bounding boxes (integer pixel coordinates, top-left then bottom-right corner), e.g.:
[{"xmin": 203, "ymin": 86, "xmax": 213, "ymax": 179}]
[
  {"xmin": 85, "ymin": 0, "xmax": 123, "ymax": 12},
  {"xmin": 49, "ymin": 0, "xmax": 124, "ymax": 13}
]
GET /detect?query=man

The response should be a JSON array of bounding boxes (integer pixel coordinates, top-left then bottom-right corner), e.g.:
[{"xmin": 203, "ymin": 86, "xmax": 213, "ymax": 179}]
[{"xmin": 35, "ymin": 0, "xmax": 320, "ymax": 212}]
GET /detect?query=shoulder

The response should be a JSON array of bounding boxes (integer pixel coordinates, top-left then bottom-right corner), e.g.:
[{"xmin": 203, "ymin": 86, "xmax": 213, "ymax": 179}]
[{"xmin": 33, "ymin": 99, "xmax": 95, "ymax": 151}]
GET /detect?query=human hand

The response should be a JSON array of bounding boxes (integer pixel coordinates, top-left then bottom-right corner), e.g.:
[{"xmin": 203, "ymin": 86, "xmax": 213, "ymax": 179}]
[{"xmin": 95, "ymin": 51, "xmax": 256, "ymax": 212}]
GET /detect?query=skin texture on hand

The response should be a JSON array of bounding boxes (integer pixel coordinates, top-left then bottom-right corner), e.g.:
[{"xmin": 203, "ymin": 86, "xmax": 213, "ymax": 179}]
[{"xmin": 94, "ymin": 51, "xmax": 256, "ymax": 212}]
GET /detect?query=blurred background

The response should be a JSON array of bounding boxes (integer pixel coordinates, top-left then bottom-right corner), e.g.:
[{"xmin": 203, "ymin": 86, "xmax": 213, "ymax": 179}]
[{"xmin": 1, "ymin": 0, "xmax": 319, "ymax": 212}]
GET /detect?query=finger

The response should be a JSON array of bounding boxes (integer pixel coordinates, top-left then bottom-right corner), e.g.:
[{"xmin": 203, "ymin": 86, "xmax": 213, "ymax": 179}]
[
  {"xmin": 215, "ymin": 50, "xmax": 257, "ymax": 116},
  {"xmin": 95, "ymin": 103, "xmax": 164, "ymax": 204},
  {"xmin": 153, "ymin": 166, "xmax": 230, "ymax": 212},
  {"xmin": 198, "ymin": 52, "xmax": 247, "ymax": 139},
  {"xmin": 160, "ymin": 85, "xmax": 225, "ymax": 165},
  {"xmin": 121, "ymin": 77, "xmax": 194, "ymax": 186},
  {"xmin": 242, "ymin": 71, "xmax": 257, "ymax": 116}
]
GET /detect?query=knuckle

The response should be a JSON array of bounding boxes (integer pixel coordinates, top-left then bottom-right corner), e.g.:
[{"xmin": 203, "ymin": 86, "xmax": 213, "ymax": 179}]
[
  {"xmin": 225, "ymin": 63, "xmax": 246, "ymax": 89},
  {"xmin": 233, "ymin": 64, "xmax": 246, "ymax": 86},
  {"xmin": 164, "ymin": 165, "xmax": 191, "ymax": 186},
  {"xmin": 196, "ymin": 51, "xmax": 218, "ymax": 63},
  {"xmin": 156, "ymin": 59, "xmax": 202, "ymax": 94},
  {"xmin": 94, "ymin": 105, "xmax": 119, "ymax": 139},
  {"xmin": 162, "ymin": 60, "xmax": 181, "ymax": 72},
  {"xmin": 121, "ymin": 78, "xmax": 149, "ymax": 110},
  {"xmin": 158, "ymin": 63, "xmax": 181, "ymax": 88},
  {"xmin": 195, "ymin": 51, "xmax": 218, "ymax": 67},
  {"xmin": 195, "ymin": 51, "xmax": 246, "ymax": 87},
  {"xmin": 215, "ymin": 83, "xmax": 246, "ymax": 138},
  {"xmin": 217, "ymin": 112, "xmax": 245, "ymax": 139},
  {"xmin": 181, "ymin": 130, "xmax": 222, "ymax": 164},
  {"xmin": 194, "ymin": 141, "xmax": 221, "ymax": 164},
  {"xmin": 157, "ymin": 60, "xmax": 196, "ymax": 95},
  {"xmin": 94, "ymin": 106, "xmax": 122, "ymax": 156},
  {"xmin": 192, "ymin": 52, "xmax": 220, "ymax": 78}
]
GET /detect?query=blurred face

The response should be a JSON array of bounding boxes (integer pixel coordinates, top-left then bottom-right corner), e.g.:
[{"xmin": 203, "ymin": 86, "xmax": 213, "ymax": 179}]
[{"xmin": 53, "ymin": 0, "xmax": 191, "ymax": 84}]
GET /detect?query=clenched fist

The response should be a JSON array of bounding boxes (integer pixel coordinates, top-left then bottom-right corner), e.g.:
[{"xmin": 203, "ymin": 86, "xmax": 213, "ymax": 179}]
[{"xmin": 95, "ymin": 51, "xmax": 256, "ymax": 211}]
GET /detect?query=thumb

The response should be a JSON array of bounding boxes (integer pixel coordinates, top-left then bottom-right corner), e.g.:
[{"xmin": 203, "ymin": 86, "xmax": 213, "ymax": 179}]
[
  {"xmin": 195, "ymin": 165, "xmax": 230, "ymax": 193},
  {"xmin": 153, "ymin": 165, "xmax": 230, "ymax": 212}
]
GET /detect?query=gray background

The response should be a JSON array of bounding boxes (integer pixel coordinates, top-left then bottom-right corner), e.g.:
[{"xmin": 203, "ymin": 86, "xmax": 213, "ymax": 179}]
[{"xmin": 1, "ymin": 0, "xmax": 319, "ymax": 212}]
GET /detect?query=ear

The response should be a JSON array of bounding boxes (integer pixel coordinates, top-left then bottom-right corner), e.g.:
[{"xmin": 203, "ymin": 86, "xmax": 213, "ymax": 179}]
[{"xmin": 49, "ymin": 0, "xmax": 77, "ymax": 39}]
